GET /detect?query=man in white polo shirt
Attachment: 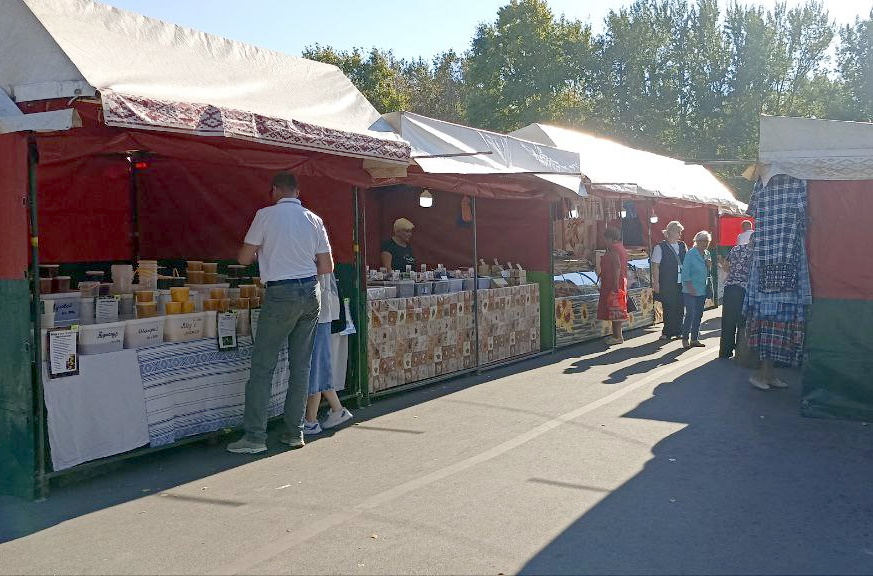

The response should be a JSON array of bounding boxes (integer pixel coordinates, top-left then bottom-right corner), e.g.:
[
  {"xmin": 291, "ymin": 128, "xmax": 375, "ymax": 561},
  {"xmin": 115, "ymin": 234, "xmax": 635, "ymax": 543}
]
[{"xmin": 227, "ymin": 172, "xmax": 334, "ymax": 454}]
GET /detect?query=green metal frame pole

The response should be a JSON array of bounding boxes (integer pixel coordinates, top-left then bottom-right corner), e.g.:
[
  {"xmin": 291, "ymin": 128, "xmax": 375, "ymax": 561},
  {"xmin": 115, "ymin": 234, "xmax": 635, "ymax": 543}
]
[
  {"xmin": 354, "ymin": 186, "xmax": 370, "ymax": 406},
  {"xmin": 26, "ymin": 134, "xmax": 47, "ymax": 500},
  {"xmin": 549, "ymin": 201, "xmax": 557, "ymax": 352},
  {"xmin": 472, "ymin": 196, "xmax": 480, "ymax": 370}
]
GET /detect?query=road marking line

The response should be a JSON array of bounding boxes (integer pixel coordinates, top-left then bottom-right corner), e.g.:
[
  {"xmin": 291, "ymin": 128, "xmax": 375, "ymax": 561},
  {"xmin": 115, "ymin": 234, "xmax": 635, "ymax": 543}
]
[{"xmin": 216, "ymin": 347, "xmax": 718, "ymax": 575}]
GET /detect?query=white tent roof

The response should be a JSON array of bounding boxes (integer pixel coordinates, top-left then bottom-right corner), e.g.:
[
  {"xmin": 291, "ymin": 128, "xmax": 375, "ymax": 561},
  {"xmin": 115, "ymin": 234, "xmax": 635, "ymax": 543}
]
[
  {"xmin": 511, "ymin": 123, "xmax": 743, "ymax": 211},
  {"xmin": 382, "ymin": 112, "xmax": 584, "ymax": 196},
  {"xmin": 757, "ymin": 116, "xmax": 873, "ymax": 182},
  {"xmin": 0, "ymin": 0, "xmax": 409, "ymax": 164}
]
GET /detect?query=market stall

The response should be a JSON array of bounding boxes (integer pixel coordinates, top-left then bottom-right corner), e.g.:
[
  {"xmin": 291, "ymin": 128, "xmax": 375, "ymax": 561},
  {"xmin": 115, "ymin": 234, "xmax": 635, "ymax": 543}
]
[
  {"xmin": 753, "ymin": 116, "xmax": 873, "ymax": 422},
  {"xmin": 511, "ymin": 123, "xmax": 743, "ymax": 346},
  {"xmin": 362, "ymin": 113, "xmax": 582, "ymax": 394},
  {"xmin": 0, "ymin": 0, "xmax": 410, "ymax": 498}
]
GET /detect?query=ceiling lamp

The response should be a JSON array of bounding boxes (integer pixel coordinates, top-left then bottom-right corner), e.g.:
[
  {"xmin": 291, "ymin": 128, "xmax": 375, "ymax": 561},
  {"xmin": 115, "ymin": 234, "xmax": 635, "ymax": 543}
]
[{"xmin": 419, "ymin": 189, "xmax": 434, "ymax": 208}]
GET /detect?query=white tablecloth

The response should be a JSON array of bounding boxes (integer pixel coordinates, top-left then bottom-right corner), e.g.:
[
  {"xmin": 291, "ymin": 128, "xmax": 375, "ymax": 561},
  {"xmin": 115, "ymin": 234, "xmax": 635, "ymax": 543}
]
[
  {"xmin": 43, "ymin": 350, "xmax": 149, "ymax": 471},
  {"xmin": 44, "ymin": 333, "xmax": 348, "ymax": 470}
]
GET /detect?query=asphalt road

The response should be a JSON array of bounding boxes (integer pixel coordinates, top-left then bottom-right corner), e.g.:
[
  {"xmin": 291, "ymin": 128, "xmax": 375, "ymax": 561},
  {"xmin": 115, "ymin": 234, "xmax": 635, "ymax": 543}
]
[{"xmin": 2, "ymin": 310, "xmax": 872, "ymax": 575}]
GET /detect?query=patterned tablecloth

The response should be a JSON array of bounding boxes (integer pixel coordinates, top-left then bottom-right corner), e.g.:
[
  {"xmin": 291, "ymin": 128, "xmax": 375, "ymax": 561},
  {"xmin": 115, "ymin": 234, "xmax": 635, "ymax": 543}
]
[
  {"xmin": 137, "ymin": 336, "xmax": 289, "ymax": 447},
  {"xmin": 367, "ymin": 284, "xmax": 541, "ymax": 393},
  {"xmin": 555, "ymin": 287, "xmax": 656, "ymax": 347}
]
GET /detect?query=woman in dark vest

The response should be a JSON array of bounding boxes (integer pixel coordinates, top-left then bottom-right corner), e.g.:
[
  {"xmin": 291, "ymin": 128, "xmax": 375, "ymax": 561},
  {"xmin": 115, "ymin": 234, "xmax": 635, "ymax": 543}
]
[{"xmin": 651, "ymin": 220, "xmax": 687, "ymax": 340}]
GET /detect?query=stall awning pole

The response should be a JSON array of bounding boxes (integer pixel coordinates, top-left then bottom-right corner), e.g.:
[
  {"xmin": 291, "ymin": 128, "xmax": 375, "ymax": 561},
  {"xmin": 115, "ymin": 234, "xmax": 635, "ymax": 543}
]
[
  {"xmin": 26, "ymin": 134, "xmax": 47, "ymax": 500},
  {"xmin": 472, "ymin": 196, "xmax": 480, "ymax": 370},
  {"xmin": 355, "ymin": 186, "xmax": 370, "ymax": 407}
]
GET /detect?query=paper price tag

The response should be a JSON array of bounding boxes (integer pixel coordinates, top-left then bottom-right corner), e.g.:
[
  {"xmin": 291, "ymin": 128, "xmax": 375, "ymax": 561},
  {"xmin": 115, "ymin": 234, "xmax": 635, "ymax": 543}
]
[
  {"xmin": 218, "ymin": 311, "xmax": 238, "ymax": 350},
  {"xmin": 95, "ymin": 296, "xmax": 119, "ymax": 323},
  {"xmin": 48, "ymin": 327, "xmax": 79, "ymax": 378}
]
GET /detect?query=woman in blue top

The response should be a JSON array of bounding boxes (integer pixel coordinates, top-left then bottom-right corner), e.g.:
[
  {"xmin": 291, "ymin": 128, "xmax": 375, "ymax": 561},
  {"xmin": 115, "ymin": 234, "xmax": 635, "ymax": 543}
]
[{"xmin": 681, "ymin": 230, "xmax": 712, "ymax": 348}]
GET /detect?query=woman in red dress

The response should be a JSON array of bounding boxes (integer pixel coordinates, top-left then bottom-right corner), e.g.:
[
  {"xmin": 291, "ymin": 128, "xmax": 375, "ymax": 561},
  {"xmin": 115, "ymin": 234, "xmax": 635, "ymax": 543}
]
[{"xmin": 597, "ymin": 227, "xmax": 628, "ymax": 345}]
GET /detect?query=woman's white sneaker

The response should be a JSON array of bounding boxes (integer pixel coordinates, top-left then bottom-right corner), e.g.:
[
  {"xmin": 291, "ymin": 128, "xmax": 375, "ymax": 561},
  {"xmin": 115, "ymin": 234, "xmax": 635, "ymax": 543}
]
[
  {"xmin": 303, "ymin": 420, "xmax": 323, "ymax": 435},
  {"xmin": 322, "ymin": 408, "xmax": 353, "ymax": 429}
]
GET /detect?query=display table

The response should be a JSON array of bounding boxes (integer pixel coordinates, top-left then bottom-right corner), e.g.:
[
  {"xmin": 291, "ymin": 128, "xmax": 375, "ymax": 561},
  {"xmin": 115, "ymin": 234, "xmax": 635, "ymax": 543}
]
[
  {"xmin": 137, "ymin": 336, "xmax": 289, "ymax": 447},
  {"xmin": 367, "ymin": 284, "xmax": 541, "ymax": 393},
  {"xmin": 555, "ymin": 287, "xmax": 655, "ymax": 347},
  {"xmin": 477, "ymin": 284, "xmax": 540, "ymax": 364},
  {"xmin": 42, "ymin": 330, "xmax": 355, "ymax": 473}
]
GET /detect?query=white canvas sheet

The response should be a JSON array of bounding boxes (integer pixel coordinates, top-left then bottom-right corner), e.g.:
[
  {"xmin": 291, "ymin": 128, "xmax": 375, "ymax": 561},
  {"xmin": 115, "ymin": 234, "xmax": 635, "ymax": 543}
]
[
  {"xmin": 757, "ymin": 116, "xmax": 873, "ymax": 182},
  {"xmin": 0, "ymin": 0, "xmax": 409, "ymax": 162},
  {"xmin": 383, "ymin": 112, "xmax": 584, "ymax": 196},
  {"xmin": 512, "ymin": 123, "xmax": 743, "ymax": 211}
]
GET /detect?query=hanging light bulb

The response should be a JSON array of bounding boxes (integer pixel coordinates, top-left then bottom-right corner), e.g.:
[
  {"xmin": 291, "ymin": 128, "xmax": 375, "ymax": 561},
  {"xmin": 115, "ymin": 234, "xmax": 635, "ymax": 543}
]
[
  {"xmin": 419, "ymin": 189, "xmax": 433, "ymax": 208},
  {"xmin": 650, "ymin": 215, "xmax": 659, "ymax": 224},
  {"xmin": 619, "ymin": 209, "xmax": 628, "ymax": 218}
]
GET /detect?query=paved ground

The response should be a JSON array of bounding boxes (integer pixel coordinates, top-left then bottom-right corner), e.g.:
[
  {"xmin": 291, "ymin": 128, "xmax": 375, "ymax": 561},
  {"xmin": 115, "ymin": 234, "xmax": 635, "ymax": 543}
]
[{"xmin": 2, "ymin": 310, "xmax": 872, "ymax": 575}]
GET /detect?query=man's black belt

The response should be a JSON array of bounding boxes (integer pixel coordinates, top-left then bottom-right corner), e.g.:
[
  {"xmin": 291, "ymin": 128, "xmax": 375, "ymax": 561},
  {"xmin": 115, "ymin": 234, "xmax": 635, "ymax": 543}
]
[{"xmin": 265, "ymin": 276, "xmax": 317, "ymax": 286}]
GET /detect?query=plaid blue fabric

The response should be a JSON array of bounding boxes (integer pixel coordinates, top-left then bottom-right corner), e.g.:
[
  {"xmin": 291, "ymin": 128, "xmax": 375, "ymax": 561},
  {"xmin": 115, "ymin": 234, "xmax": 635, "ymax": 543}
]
[
  {"xmin": 748, "ymin": 175, "xmax": 808, "ymax": 293},
  {"xmin": 743, "ymin": 175, "xmax": 812, "ymax": 366},
  {"xmin": 747, "ymin": 318, "xmax": 806, "ymax": 366}
]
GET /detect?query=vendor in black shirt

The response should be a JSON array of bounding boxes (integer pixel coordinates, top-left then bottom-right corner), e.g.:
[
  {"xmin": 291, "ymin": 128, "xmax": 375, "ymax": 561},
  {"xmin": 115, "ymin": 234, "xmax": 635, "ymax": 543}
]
[{"xmin": 381, "ymin": 218, "xmax": 416, "ymax": 271}]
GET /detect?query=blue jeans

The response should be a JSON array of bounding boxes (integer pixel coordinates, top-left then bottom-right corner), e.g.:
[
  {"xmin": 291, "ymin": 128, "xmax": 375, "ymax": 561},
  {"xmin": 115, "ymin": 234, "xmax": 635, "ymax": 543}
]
[
  {"xmin": 681, "ymin": 293, "xmax": 706, "ymax": 341},
  {"xmin": 243, "ymin": 280, "xmax": 319, "ymax": 443}
]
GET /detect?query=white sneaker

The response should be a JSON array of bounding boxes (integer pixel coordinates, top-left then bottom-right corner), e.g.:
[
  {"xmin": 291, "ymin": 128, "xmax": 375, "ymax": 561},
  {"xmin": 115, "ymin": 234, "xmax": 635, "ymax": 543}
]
[
  {"xmin": 303, "ymin": 420, "xmax": 322, "ymax": 436},
  {"xmin": 769, "ymin": 377, "xmax": 789, "ymax": 389},
  {"xmin": 322, "ymin": 408, "xmax": 354, "ymax": 429},
  {"xmin": 750, "ymin": 375, "xmax": 771, "ymax": 391}
]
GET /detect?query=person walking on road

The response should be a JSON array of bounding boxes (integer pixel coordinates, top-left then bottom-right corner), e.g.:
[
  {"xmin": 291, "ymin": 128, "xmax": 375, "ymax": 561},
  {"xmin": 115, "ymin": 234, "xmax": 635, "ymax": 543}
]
[
  {"xmin": 597, "ymin": 227, "xmax": 628, "ymax": 345},
  {"xmin": 681, "ymin": 230, "xmax": 712, "ymax": 349},
  {"xmin": 651, "ymin": 220, "xmax": 687, "ymax": 340},
  {"xmin": 227, "ymin": 172, "xmax": 334, "ymax": 454},
  {"xmin": 719, "ymin": 232, "xmax": 754, "ymax": 358}
]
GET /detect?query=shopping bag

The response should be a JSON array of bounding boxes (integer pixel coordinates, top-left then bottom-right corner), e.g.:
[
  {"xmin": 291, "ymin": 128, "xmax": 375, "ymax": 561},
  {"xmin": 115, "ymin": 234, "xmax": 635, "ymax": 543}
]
[{"xmin": 735, "ymin": 325, "xmax": 760, "ymax": 369}]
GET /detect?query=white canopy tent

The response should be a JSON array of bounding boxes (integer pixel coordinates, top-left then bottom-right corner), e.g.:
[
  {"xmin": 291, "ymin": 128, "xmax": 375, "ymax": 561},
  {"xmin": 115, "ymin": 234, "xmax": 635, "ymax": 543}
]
[
  {"xmin": 0, "ymin": 87, "xmax": 80, "ymax": 134},
  {"xmin": 382, "ymin": 112, "xmax": 584, "ymax": 197},
  {"xmin": 511, "ymin": 123, "xmax": 743, "ymax": 212},
  {"xmin": 0, "ymin": 0, "xmax": 409, "ymax": 165},
  {"xmin": 756, "ymin": 116, "xmax": 873, "ymax": 183}
]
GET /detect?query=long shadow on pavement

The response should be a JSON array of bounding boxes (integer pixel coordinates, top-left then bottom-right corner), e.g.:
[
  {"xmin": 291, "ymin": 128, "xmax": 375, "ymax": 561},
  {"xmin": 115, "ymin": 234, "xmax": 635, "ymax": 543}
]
[
  {"xmin": 0, "ymin": 324, "xmax": 664, "ymax": 543},
  {"xmin": 519, "ymin": 356, "xmax": 873, "ymax": 575}
]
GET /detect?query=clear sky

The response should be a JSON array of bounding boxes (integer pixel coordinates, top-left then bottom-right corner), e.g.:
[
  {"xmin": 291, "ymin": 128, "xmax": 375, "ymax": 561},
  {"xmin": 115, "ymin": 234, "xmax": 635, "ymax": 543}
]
[{"xmin": 101, "ymin": 0, "xmax": 872, "ymax": 62}]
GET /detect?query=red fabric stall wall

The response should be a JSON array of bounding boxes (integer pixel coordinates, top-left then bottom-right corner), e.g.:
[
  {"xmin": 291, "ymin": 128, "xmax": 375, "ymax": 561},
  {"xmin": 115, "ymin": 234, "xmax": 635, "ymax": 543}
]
[
  {"xmin": 28, "ymin": 100, "xmax": 365, "ymax": 265},
  {"xmin": 807, "ymin": 180, "xmax": 873, "ymax": 301},
  {"xmin": 718, "ymin": 215, "xmax": 754, "ymax": 247},
  {"xmin": 366, "ymin": 187, "xmax": 475, "ymax": 270},
  {"xmin": 651, "ymin": 204, "xmax": 716, "ymax": 246},
  {"xmin": 364, "ymin": 187, "xmax": 550, "ymax": 271},
  {"xmin": 138, "ymin": 162, "xmax": 355, "ymax": 263},
  {"xmin": 37, "ymin": 155, "xmax": 132, "ymax": 263},
  {"xmin": 0, "ymin": 133, "xmax": 29, "ymax": 279},
  {"xmin": 475, "ymin": 197, "xmax": 550, "ymax": 271}
]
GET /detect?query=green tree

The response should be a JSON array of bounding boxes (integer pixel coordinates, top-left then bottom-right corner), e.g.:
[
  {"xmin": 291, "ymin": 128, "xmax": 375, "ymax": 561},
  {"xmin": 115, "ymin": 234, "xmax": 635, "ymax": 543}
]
[
  {"xmin": 836, "ymin": 10, "xmax": 873, "ymax": 121},
  {"xmin": 465, "ymin": 0, "xmax": 595, "ymax": 132},
  {"xmin": 302, "ymin": 45, "xmax": 410, "ymax": 113},
  {"xmin": 403, "ymin": 50, "xmax": 469, "ymax": 124},
  {"xmin": 720, "ymin": 1, "xmax": 836, "ymax": 162}
]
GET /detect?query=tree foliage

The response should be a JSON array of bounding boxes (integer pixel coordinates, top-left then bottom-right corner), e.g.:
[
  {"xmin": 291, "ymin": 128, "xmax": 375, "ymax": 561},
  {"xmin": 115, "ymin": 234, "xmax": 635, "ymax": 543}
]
[{"xmin": 302, "ymin": 1, "xmax": 873, "ymax": 201}]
